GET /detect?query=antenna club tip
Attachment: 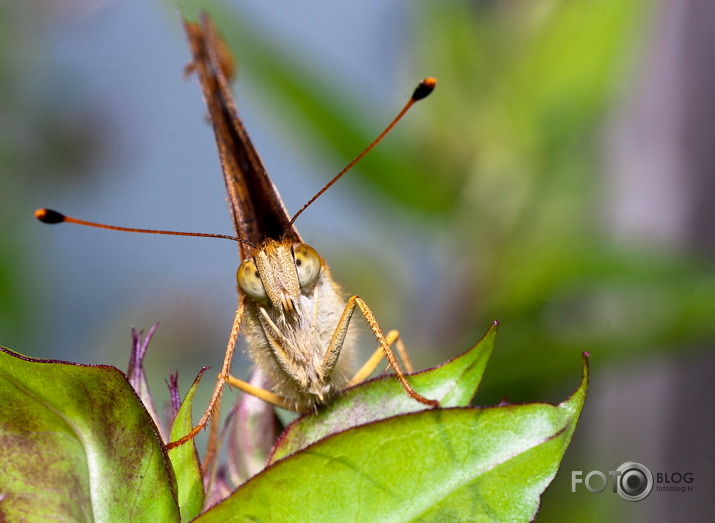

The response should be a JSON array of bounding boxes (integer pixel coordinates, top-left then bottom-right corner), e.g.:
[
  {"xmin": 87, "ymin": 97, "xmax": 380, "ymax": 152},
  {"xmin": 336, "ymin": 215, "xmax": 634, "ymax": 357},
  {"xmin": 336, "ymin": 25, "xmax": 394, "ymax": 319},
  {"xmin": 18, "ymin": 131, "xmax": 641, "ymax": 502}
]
[
  {"xmin": 35, "ymin": 208, "xmax": 65, "ymax": 224},
  {"xmin": 413, "ymin": 77, "xmax": 437, "ymax": 101}
]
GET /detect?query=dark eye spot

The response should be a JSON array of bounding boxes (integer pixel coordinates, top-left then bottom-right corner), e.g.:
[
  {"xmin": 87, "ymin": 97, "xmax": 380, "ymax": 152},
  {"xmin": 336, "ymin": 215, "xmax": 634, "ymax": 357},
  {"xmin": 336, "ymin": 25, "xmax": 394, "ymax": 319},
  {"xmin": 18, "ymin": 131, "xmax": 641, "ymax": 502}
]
[
  {"xmin": 254, "ymin": 271, "xmax": 260, "ymax": 278},
  {"xmin": 295, "ymin": 259, "xmax": 302, "ymax": 266}
]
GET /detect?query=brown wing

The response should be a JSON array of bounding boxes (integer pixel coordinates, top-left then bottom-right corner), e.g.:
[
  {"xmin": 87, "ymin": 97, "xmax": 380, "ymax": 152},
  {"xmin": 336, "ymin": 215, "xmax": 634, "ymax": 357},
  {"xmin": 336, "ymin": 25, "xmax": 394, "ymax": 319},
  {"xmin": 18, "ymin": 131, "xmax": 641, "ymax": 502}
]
[{"xmin": 183, "ymin": 14, "xmax": 301, "ymax": 260}]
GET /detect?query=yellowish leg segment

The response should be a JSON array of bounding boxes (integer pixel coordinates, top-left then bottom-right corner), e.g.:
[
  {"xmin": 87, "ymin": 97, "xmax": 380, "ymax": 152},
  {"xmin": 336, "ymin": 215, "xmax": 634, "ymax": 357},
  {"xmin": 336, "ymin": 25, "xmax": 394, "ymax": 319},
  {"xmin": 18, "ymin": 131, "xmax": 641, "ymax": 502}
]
[
  {"xmin": 349, "ymin": 329, "xmax": 413, "ymax": 385},
  {"xmin": 226, "ymin": 375, "xmax": 289, "ymax": 409},
  {"xmin": 393, "ymin": 333, "xmax": 413, "ymax": 374}
]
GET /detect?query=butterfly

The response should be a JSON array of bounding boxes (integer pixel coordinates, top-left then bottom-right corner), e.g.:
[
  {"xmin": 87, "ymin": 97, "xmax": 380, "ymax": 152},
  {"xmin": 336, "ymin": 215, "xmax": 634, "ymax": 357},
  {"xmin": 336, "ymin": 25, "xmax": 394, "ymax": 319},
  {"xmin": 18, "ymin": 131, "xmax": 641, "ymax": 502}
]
[{"xmin": 36, "ymin": 13, "xmax": 438, "ymax": 452}]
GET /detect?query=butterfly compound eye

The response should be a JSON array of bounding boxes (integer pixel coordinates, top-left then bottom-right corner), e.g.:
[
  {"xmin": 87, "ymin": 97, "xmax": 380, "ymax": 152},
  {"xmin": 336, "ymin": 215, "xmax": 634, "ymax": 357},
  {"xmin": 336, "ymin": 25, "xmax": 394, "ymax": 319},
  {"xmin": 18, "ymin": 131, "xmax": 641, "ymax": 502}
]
[
  {"xmin": 237, "ymin": 258, "xmax": 267, "ymax": 300},
  {"xmin": 293, "ymin": 243, "xmax": 321, "ymax": 289}
]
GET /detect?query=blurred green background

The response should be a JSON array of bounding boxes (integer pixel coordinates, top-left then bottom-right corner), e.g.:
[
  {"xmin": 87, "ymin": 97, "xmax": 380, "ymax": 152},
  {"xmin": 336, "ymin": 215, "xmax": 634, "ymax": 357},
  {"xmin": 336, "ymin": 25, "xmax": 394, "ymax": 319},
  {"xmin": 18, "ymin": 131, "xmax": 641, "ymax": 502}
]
[{"xmin": 2, "ymin": 0, "xmax": 714, "ymax": 520}]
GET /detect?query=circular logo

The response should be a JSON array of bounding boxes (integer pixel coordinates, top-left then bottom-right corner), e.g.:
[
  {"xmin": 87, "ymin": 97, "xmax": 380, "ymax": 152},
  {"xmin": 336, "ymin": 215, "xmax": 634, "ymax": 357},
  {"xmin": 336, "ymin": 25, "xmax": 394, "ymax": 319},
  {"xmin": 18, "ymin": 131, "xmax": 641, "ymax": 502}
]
[{"xmin": 615, "ymin": 461, "xmax": 653, "ymax": 501}]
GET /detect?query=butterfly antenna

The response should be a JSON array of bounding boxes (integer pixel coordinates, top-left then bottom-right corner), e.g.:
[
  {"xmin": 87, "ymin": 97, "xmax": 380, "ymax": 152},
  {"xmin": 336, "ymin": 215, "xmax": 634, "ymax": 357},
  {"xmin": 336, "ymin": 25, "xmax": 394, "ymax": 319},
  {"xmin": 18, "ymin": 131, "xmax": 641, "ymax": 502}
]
[
  {"xmin": 288, "ymin": 77, "xmax": 436, "ymax": 226},
  {"xmin": 35, "ymin": 208, "xmax": 256, "ymax": 248}
]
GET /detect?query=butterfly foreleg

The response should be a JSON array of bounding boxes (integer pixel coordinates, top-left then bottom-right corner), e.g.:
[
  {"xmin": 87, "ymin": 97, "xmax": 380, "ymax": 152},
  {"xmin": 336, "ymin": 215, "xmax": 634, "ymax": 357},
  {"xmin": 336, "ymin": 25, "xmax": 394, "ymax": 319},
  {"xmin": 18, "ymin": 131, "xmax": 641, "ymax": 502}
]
[
  {"xmin": 165, "ymin": 298, "xmax": 245, "ymax": 450},
  {"xmin": 336, "ymin": 295, "xmax": 438, "ymax": 407}
]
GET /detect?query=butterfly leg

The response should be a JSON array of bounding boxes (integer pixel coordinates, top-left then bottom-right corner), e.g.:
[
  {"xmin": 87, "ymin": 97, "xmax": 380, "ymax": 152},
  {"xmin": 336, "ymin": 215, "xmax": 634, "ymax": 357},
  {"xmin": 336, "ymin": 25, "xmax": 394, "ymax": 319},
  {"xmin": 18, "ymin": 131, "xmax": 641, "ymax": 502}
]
[
  {"xmin": 349, "ymin": 330, "xmax": 414, "ymax": 385},
  {"xmin": 225, "ymin": 375, "xmax": 290, "ymax": 409},
  {"xmin": 165, "ymin": 298, "xmax": 245, "ymax": 450},
  {"xmin": 329, "ymin": 295, "xmax": 438, "ymax": 407}
]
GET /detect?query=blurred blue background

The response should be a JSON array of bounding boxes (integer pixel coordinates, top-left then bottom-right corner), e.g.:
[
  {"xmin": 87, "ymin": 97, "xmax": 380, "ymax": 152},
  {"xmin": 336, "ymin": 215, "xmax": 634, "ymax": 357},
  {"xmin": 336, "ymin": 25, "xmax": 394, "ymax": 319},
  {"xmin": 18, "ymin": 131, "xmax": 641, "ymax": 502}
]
[{"xmin": 2, "ymin": 1, "xmax": 714, "ymax": 520}]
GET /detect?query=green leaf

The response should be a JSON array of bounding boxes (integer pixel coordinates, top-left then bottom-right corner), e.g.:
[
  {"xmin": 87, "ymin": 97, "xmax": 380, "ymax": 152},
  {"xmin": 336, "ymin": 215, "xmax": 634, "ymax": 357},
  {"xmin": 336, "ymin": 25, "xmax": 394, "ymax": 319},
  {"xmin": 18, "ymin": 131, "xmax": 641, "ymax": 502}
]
[
  {"xmin": 270, "ymin": 321, "xmax": 498, "ymax": 463},
  {"xmin": 0, "ymin": 348, "xmax": 179, "ymax": 522},
  {"xmin": 168, "ymin": 368, "xmax": 207, "ymax": 522},
  {"xmin": 196, "ymin": 352, "xmax": 588, "ymax": 522}
]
